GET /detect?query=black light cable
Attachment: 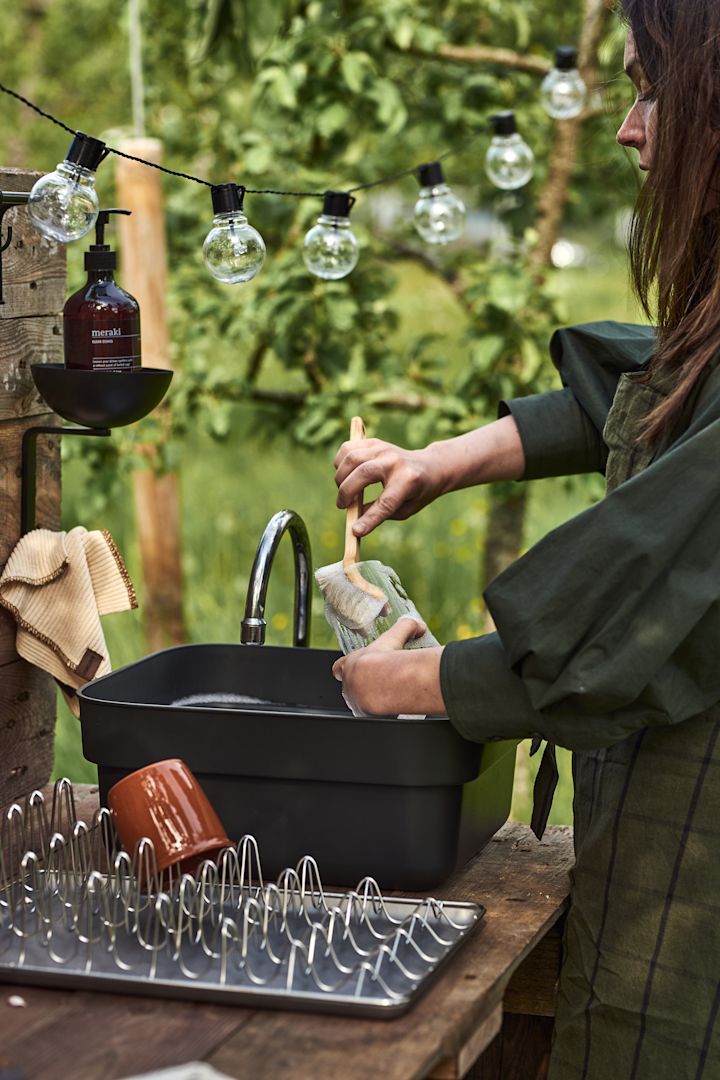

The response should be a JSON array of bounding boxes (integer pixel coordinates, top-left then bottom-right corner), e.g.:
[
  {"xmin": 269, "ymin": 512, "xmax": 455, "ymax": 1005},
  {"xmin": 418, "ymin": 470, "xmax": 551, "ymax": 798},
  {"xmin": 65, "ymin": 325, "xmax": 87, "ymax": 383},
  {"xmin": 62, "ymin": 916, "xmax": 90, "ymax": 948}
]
[{"xmin": 0, "ymin": 80, "xmax": 540, "ymax": 280}]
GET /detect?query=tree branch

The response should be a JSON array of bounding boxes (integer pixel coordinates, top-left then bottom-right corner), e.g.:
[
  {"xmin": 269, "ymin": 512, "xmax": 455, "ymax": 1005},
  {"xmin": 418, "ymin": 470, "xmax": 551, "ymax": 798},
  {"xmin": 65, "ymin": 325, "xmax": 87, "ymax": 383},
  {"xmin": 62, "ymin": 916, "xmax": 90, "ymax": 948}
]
[
  {"xmin": 398, "ymin": 42, "xmax": 552, "ymax": 76},
  {"xmin": 303, "ymin": 348, "xmax": 326, "ymax": 390},
  {"xmin": 245, "ymin": 338, "xmax": 269, "ymax": 384},
  {"xmin": 530, "ymin": 0, "xmax": 616, "ymax": 267},
  {"xmin": 245, "ymin": 387, "xmax": 444, "ymax": 413},
  {"xmin": 248, "ymin": 388, "xmax": 305, "ymax": 406},
  {"xmin": 371, "ymin": 391, "xmax": 443, "ymax": 411},
  {"xmin": 384, "ymin": 241, "xmax": 475, "ymax": 318}
]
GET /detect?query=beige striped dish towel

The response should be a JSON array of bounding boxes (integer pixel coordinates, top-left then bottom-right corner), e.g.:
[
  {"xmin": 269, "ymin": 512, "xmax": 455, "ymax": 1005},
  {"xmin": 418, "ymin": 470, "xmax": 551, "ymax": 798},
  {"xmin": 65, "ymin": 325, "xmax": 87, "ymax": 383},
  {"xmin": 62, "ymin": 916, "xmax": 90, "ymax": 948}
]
[{"xmin": 0, "ymin": 527, "xmax": 137, "ymax": 717}]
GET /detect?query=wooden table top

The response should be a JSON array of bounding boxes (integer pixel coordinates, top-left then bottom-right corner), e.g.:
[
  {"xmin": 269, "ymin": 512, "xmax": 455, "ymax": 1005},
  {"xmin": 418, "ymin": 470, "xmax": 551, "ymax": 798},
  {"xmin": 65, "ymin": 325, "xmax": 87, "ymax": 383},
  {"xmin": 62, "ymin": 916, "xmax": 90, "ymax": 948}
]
[{"xmin": 0, "ymin": 785, "xmax": 573, "ymax": 1080}]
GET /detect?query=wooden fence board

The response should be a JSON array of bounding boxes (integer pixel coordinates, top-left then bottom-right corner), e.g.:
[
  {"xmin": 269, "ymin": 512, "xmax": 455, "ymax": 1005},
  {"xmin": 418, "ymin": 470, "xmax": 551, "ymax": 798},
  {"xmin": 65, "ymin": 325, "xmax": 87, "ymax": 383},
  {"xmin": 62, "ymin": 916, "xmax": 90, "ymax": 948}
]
[
  {"xmin": 0, "ymin": 168, "xmax": 66, "ymax": 320},
  {"xmin": 0, "ymin": 166, "xmax": 65, "ymax": 806}
]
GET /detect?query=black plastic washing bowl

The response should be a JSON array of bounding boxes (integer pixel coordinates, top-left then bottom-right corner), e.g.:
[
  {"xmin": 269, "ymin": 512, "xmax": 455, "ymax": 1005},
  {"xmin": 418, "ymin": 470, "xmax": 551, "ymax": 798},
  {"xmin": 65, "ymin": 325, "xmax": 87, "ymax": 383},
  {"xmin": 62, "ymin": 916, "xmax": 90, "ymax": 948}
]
[{"xmin": 78, "ymin": 644, "xmax": 516, "ymax": 889}]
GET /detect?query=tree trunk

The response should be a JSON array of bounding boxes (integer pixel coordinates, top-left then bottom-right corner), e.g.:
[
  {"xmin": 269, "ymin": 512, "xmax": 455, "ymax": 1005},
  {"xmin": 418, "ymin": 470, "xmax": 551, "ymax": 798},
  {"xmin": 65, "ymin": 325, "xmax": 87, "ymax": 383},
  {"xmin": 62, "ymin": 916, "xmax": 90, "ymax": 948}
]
[
  {"xmin": 482, "ymin": 484, "xmax": 528, "ymax": 593},
  {"xmin": 114, "ymin": 139, "xmax": 186, "ymax": 651},
  {"xmin": 481, "ymin": 0, "xmax": 615, "ymax": 611}
]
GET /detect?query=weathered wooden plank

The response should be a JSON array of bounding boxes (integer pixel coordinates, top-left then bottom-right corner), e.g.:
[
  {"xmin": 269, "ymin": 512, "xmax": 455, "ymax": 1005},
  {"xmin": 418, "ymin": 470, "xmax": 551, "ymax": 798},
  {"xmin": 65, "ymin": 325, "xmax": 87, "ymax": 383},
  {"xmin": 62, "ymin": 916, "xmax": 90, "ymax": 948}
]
[
  {"xmin": 430, "ymin": 1007, "xmax": 503, "ymax": 1080},
  {"xmin": 206, "ymin": 825, "xmax": 573, "ymax": 1080},
  {"xmin": 0, "ymin": 168, "xmax": 66, "ymax": 320},
  {"xmin": 466, "ymin": 1029, "xmax": 503, "ymax": 1080},
  {"xmin": 0, "ymin": 793, "xmax": 573, "ymax": 1080},
  {"xmin": 0, "ymin": 418, "xmax": 61, "ymax": 807},
  {"xmin": 0, "ymin": 413, "xmax": 61, "ymax": 561},
  {"xmin": 496, "ymin": 1014, "xmax": 554, "ymax": 1080},
  {"xmin": 0, "ymin": 315, "xmax": 64, "ymax": 420},
  {"xmin": 0, "ymin": 167, "xmax": 65, "ymax": 810},
  {"xmin": 0, "ymin": 984, "xmax": 251, "ymax": 1080},
  {"xmin": 502, "ymin": 925, "xmax": 563, "ymax": 1017},
  {"xmin": 0, "ymin": 659, "xmax": 55, "ymax": 806}
]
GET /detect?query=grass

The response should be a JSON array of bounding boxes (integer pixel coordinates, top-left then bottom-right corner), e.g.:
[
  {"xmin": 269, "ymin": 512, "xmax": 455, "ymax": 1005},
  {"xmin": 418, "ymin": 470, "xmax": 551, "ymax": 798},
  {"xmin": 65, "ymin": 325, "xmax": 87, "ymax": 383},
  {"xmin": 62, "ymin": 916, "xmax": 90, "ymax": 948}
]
[{"xmin": 52, "ymin": 255, "xmax": 640, "ymax": 829}]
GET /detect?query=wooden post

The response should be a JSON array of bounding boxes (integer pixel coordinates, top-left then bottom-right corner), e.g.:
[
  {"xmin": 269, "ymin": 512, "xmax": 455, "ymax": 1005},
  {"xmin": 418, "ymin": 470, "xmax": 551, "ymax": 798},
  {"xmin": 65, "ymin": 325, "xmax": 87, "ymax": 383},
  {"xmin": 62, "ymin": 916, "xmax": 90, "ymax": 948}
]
[
  {"xmin": 0, "ymin": 167, "xmax": 64, "ymax": 806},
  {"xmin": 114, "ymin": 139, "xmax": 186, "ymax": 651}
]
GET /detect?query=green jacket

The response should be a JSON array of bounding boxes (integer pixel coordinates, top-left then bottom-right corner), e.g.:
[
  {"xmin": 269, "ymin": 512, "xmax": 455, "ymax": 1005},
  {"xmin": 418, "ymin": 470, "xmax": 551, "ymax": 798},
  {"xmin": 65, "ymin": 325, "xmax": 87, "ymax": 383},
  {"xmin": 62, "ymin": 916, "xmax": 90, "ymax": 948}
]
[
  {"xmin": 440, "ymin": 322, "xmax": 720, "ymax": 1079},
  {"xmin": 441, "ymin": 319, "xmax": 720, "ymax": 753}
]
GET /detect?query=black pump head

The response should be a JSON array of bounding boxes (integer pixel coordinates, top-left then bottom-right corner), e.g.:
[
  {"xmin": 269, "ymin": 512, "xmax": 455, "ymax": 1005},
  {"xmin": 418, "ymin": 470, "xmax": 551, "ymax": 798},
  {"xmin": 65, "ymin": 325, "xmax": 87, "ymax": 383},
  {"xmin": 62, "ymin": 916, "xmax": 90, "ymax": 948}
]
[
  {"xmin": 322, "ymin": 190, "xmax": 354, "ymax": 218},
  {"xmin": 85, "ymin": 208, "xmax": 131, "ymax": 272},
  {"xmin": 93, "ymin": 208, "xmax": 131, "ymax": 248},
  {"xmin": 418, "ymin": 161, "xmax": 445, "ymax": 188},
  {"xmin": 555, "ymin": 46, "xmax": 578, "ymax": 71},
  {"xmin": 211, "ymin": 183, "xmax": 246, "ymax": 215},
  {"xmin": 490, "ymin": 111, "xmax": 518, "ymax": 137},
  {"xmin": 66, "ymin": 131, "xmax": 108, "ymax": 172}
]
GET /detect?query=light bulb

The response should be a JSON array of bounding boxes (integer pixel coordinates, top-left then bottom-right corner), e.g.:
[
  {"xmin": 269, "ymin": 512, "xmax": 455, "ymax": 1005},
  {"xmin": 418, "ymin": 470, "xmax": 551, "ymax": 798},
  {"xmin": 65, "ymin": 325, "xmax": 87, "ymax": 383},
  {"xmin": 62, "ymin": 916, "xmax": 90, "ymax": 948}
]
[
  {"xmin": 413, "ymin": 162, "xmax": 466, "ymax": 245},
  {"xmin": 485, "ymin": 112, "xmax": 535, "ymax": 191},
  {"xmin": 541, "ymin": 46, "xmax": 588, "ymax": 120},
  {"xmin": 303, "ymin": 191, "xmax": 359, "ymax": 280},
  {"xmin": 203, "ymin": 183, "xmax": 266, "ymax": 284},
  {"xmin": 28, "ymin": 132, "xmax": 105, "ymax": 243}
]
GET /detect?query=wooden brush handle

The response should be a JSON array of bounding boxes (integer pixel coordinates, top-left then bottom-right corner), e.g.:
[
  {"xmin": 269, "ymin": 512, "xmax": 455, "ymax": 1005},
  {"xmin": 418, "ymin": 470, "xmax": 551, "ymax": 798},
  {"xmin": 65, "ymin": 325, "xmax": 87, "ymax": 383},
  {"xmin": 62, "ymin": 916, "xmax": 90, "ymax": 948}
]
[
  {"xmin": 342, "ymin": 416, "xmax": 388, "ymax": 606},
  {"xmin": 343, "ymin": 416, "xmax": 365, "ymax": 568}
]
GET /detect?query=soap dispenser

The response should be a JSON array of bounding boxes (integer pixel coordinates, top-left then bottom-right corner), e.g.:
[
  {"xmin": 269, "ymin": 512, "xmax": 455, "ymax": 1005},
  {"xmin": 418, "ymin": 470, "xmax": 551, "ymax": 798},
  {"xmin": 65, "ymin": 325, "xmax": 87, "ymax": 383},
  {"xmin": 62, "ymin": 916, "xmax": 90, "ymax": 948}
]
[{"xmin": 63, "ymin": 208, "xmax": 141, "ymax": 372}]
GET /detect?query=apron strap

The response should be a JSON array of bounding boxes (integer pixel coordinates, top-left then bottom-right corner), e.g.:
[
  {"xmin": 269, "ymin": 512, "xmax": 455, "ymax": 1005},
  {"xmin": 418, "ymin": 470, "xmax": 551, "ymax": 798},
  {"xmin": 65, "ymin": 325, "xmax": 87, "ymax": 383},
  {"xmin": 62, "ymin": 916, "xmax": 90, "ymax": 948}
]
[{"xmin": 530, "ymin": 741, "xmax": 559, "ymax": 840}]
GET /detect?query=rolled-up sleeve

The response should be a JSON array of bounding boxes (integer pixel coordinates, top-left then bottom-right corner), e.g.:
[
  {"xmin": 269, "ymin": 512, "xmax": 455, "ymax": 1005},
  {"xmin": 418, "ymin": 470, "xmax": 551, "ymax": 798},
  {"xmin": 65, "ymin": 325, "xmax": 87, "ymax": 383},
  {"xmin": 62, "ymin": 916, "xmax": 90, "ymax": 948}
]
[
  {"xmin": 499, "ymin": 388, "xmax": 607, "ymax": 480},
  {"xmin": 440, "ymin": 632, "xmax": 541, "ymax": 743}
]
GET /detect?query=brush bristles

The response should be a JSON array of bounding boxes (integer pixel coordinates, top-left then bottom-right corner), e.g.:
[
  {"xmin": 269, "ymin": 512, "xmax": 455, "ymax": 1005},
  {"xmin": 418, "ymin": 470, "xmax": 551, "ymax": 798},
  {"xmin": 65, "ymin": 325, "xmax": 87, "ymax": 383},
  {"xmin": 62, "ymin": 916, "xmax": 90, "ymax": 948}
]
[{"xmin": 315, "ymin": 561, "xmax": 388, "ymax": 636}]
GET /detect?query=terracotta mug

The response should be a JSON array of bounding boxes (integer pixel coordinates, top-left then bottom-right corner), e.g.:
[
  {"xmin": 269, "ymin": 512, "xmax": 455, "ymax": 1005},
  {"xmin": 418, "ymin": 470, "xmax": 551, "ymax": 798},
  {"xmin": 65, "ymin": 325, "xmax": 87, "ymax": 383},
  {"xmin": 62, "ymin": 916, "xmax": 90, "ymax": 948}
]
[{"xmin": 107, "ymin": 758, "xmax": 232, "ymax": 876}]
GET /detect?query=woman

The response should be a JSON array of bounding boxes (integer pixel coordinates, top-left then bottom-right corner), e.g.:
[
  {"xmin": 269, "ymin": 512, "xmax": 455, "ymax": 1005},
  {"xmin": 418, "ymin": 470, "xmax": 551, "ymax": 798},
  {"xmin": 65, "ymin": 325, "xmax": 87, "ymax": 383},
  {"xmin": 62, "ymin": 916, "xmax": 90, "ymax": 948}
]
[{"xmin": 331, "ymin": 2, "xmax": 720, "ymax": 1077}]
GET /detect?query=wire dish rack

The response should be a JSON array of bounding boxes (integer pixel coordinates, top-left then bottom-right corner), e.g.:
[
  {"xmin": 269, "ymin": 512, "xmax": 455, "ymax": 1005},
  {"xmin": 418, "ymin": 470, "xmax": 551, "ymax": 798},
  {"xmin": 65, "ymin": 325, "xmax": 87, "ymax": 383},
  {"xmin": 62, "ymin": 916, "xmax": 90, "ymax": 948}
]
[{"xmin": 0, "ymin": 781, "xmax": 484, "ymax": 1017}]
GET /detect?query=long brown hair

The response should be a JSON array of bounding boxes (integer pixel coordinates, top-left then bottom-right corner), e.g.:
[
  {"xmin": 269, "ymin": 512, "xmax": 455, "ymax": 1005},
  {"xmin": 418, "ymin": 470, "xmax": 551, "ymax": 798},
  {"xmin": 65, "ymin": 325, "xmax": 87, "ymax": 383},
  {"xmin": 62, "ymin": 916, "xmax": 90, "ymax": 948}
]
[{"xmin": 621, "ymin": 0, "xmax": 720, "ymax": 442}]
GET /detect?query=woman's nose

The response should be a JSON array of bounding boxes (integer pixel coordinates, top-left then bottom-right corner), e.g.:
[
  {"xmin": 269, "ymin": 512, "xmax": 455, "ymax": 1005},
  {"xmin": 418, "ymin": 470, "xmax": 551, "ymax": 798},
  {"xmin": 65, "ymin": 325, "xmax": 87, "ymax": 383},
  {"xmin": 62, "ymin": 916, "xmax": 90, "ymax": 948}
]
[{"xmin": 617, "ymin": 103, "xmax": 645, "ymax": 149}]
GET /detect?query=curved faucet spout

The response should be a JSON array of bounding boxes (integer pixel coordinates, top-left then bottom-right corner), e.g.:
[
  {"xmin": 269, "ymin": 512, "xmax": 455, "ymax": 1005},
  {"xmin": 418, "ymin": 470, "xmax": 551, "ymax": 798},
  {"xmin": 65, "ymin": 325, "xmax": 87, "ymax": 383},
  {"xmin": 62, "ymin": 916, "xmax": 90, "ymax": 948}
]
[{"xmin": 241, "ymin": 510, "xmax": 312, "ymax": 647}]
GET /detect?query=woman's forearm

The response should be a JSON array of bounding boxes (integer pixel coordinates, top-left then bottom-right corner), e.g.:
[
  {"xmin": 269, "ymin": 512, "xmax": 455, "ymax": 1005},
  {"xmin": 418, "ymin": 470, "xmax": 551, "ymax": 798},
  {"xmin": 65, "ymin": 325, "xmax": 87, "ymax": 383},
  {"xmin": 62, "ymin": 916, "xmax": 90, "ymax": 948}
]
[{"xmin": 428, "ymin": 415, "xmax": 526, "ymax": 494}]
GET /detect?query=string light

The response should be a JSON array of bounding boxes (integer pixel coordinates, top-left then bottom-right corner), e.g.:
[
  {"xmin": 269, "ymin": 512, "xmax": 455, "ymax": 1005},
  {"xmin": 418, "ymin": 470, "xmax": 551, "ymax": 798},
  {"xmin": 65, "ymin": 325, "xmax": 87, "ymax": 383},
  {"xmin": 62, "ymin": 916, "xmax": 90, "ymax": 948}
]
[
  {"xmin": 0, "ymin": 60, "xmax": 581, "ymax": 280},
  {"xmin": 413, "ymin": 162, "xmax": 466, "ymax": 245},
  {"xmin": 28, "ymin": 132, "xmax": 107, "ymax": 242},
  {"xmin": 540, "ymin": 47, "xmax": 588, "ymax": 120},
  {"xmin": 485, "ymin": 112, "xmax": 535, "ymax": 191},
  {"xmin": 203, "ymin": 183, "xmax": 265, "ymax": 283},
  {"xmin": 303, "ymin": 191, "xmax": 359, "ymax": 280}
]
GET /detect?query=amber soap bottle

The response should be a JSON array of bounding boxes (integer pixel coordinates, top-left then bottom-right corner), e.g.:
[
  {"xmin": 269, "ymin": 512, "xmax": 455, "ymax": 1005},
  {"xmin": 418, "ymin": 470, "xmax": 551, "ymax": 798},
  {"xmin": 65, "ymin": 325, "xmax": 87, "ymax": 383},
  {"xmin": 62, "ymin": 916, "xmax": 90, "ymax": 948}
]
[{"xmin": 64, "ymin": 208, "xmax": 141, "ymax": 371}]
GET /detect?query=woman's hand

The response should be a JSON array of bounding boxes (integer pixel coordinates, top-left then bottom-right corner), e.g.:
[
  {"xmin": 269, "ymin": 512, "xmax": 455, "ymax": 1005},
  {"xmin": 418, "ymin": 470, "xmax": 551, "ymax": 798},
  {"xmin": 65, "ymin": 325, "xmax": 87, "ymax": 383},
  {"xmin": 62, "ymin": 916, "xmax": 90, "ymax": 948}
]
[
  {"xmin": 334, "ymin": 439, "xmax": 446, "ymax": 538},
  {"xmin": 333, "ymin": 417, "xmax": 525, "ymax": 538},
  {"xmin": 332, "ymin": 617, "xmax": 446, "ymax": 717}
]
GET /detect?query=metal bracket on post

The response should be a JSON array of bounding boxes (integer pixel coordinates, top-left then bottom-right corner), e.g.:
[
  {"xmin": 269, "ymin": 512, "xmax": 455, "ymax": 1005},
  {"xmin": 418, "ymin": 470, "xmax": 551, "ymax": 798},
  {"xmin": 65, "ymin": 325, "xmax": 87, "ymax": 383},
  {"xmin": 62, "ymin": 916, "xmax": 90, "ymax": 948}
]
[
  {"xmin": 0, "ymin": 191, "xmax": 31, "ymax": 306},
  {"xmin": 21, "ymin": 425, "xmax": 111, "ymax": 536}
]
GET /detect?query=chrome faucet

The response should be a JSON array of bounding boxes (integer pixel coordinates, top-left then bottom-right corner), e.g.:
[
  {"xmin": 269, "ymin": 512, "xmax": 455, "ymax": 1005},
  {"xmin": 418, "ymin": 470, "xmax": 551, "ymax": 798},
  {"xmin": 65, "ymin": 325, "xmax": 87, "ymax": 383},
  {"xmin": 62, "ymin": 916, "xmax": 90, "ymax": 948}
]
[{"xmin": 241, "ymin": 509, "xmax": 312, "ymax": 646}]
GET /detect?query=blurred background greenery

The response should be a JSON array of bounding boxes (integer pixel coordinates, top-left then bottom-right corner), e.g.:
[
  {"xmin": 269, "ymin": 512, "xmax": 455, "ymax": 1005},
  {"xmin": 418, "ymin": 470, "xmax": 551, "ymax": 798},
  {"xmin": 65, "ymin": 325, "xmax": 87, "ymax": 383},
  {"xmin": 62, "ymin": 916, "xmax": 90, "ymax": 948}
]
[{"xmin": 0, "ymin": 0, "xmax": 646, "ymax": 827}]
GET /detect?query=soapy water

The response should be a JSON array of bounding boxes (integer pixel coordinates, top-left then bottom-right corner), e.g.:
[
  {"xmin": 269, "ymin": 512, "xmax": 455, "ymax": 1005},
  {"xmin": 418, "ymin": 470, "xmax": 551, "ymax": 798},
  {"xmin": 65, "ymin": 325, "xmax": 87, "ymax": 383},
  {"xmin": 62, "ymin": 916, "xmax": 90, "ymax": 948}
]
[
  {"xmin": 169, "ymin": 690, "xmax": 431, "ymax": 721},
  {"xmin": 170, "ymin": 692, "xmax": 348, "ymax": 716},
  {"xmin": 171, "ymin": 692, "xmax": 287, "ymax": 709}
]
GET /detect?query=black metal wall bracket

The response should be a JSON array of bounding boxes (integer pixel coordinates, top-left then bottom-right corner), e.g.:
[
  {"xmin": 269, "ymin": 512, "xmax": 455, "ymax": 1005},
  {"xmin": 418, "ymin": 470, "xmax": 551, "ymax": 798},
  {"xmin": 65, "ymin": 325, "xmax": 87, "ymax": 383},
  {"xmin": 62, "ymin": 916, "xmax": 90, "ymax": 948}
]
[
  {"xmin": 21, "ymin": 426, "xmax": 111, "ymax": 536},
  {"xmin": 0, "ymin": 191, "xmax": 31, "ymax": 306}
]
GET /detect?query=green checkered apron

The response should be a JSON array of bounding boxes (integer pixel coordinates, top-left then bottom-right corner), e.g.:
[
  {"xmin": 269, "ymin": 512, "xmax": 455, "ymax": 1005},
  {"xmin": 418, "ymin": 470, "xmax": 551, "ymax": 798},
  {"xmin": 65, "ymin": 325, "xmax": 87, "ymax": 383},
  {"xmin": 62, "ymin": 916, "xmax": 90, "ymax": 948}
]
[{"xmin": 548, "ymin": 369, "xmax": 720, "ymax": 1079}]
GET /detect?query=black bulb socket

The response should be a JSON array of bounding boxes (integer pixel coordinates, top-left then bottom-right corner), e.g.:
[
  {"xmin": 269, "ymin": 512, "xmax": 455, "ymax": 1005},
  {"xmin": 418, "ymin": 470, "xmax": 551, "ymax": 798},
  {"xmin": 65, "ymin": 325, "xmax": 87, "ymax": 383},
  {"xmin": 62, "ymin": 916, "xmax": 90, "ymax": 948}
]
[
  {"xmin": 211, "ymin": 183, "xmax": 245, "ymax": 215},
  {"xmin": 491, "ymin": 111, "xmax": 518, "ymax": 137},
  {"xmin": 322, "ymin": 190, "xmax": 352, "ymax": 218},
  {"xmin": 418, "ymin": 162, "xmax": 445, "ymax": 188},
  {"xmin": 555, "ymin": 46, "xmax": 578, "ymax": 71},
  {"xmin": 66, "ymin": 132, "xmax": 107, "ymax": 172}
]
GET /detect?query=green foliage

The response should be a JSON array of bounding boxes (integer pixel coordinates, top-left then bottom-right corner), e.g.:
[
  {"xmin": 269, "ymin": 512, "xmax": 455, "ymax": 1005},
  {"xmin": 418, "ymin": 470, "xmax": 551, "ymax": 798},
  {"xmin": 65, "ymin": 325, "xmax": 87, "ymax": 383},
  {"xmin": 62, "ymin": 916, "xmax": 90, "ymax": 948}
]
[
  {"xmin": 1, "ymin": 0, "xmax": 631, "ymax": 471},
  {"xmin": 2, "ymin": 0, "xmax": 638, "ymax": 823}
]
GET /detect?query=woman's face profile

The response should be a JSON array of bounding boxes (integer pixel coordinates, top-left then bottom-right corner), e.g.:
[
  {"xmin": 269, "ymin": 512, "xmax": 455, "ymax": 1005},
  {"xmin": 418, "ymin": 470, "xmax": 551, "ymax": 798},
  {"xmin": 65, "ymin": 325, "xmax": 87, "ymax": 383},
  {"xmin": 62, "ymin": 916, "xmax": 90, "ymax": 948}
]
[{"xmin": 617, "ymin": 31, "xmax": 657, "ymax": 171}]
